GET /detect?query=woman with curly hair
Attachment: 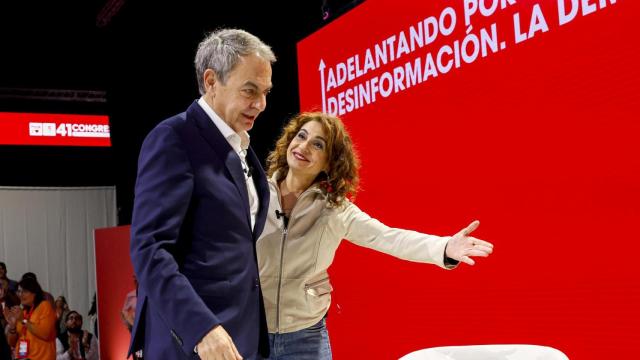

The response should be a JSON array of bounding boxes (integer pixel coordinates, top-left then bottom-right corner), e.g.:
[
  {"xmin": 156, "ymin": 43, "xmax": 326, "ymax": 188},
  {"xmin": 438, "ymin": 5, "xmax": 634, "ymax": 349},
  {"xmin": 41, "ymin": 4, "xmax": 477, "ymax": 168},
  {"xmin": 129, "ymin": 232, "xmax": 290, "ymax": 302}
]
[{"xmin": 257, "ymin": 112, "xmax": 494, "ymax": 359}]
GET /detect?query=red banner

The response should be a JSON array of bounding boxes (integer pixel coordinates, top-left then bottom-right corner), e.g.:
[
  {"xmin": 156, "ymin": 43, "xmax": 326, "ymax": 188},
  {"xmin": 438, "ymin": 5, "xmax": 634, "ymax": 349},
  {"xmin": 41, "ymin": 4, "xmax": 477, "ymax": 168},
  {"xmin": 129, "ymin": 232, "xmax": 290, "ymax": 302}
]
[
  {"xmin": 298, "ymin": 0, "xmax": 639, "ymax": 358},
  {"xmin": 0, "ymin": 112, "xmax": 111, "ymax": 147},
  {"xmin": 95, "ymin": 226, "xmax": 135, "ymax": 359}
]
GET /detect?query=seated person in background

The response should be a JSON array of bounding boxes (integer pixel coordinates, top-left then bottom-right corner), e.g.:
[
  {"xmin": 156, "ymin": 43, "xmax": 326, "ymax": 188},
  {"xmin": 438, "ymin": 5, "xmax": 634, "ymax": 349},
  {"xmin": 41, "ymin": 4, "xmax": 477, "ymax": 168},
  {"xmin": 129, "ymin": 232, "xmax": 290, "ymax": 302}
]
[
  {"xmin": 120, "ymin": 276, "xmax": 137, "ymax": 332},
  {"xmin": 1, "ymin": 278, "xmax": 20, "ymax": 332},
  {"xmin": 87, "ymin": 293, "xmax": 98, "ymax": 338},
  {"xmin": 56, "ymin": 310, "xmax": 99, "ymax": 360},
  {"xmin": 0, "ymin": 262, "xmax": 18, "ymax": 292},
  {"xmin": 55, "ymin": 296, "xmax": 71, "ymax": 335},
  {"xmin": 1, "ymin": 278, "xmax": 19, "ymax": 308}
]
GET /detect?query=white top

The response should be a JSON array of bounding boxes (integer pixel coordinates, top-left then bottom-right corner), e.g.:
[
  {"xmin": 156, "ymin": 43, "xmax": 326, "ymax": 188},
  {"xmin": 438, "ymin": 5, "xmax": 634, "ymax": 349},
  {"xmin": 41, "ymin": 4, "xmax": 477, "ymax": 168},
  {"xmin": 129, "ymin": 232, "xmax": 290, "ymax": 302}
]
[
  {"xmin": 56, "ymin": 334, "xmax": 100, "ymax": 360},
  {"xmin": 198, "ymin": 97, "xmax": 259, "ymax": 230}
]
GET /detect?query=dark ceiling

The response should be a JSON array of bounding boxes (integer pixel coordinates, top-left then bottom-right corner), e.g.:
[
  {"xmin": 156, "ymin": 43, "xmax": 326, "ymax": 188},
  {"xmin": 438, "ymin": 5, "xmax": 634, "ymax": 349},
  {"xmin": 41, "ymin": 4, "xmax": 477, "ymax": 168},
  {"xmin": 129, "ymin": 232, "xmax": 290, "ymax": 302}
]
[{"xmin": 0, "ymin": 0, "xmax": 362, "ymax": 223}]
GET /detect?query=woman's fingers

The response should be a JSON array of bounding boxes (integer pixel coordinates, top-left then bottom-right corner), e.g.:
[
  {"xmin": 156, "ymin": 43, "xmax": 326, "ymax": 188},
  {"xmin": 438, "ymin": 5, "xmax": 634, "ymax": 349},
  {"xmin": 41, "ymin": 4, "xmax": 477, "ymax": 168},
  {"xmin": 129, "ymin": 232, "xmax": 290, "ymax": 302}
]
[{"xmin": 462, "ymin": 220, "xmax": 480, "ymax": 236}]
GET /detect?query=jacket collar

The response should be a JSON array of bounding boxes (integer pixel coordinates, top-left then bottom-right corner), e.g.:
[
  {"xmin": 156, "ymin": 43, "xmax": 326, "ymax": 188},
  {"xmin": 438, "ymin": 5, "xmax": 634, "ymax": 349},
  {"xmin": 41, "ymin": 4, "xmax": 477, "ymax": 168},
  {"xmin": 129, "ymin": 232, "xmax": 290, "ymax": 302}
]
[
  {"xmin": 187, "ymin": 101, "xmax": 252, "ymax": 229},
  {"xmin": 247, "ymin": 148, "xmax": 270, "ymax": 239}
]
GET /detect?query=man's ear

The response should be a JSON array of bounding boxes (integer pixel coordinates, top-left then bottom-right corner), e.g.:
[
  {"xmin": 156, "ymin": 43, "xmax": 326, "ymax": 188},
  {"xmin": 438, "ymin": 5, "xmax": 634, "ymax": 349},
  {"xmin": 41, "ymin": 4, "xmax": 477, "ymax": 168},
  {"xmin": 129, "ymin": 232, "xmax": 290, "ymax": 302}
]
[{"xmin": 203, "ymin": 69, "xmax": 217, "ymax": 92}]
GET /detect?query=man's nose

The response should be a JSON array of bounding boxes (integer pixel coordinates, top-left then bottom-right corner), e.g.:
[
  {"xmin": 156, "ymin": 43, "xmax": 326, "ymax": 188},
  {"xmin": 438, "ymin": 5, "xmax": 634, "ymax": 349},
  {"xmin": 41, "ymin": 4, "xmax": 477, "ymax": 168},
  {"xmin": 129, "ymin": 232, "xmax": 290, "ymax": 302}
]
[{"xmin": 252, "ymin": 94, "xmax": 267, "ymax": 112}]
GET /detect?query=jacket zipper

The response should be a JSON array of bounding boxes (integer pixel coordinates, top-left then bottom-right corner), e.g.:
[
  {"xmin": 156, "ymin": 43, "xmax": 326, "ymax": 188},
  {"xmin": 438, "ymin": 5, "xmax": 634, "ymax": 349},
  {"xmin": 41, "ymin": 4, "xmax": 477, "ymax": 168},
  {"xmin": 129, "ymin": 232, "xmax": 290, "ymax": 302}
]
[
  {"xmin": 304, "ymin": 277, "xmax": 330, "ymax": 290},
  {"xmin": 275, "ymin": 224, "xmax": 287, "ymax": 332},
  {"xmin": 273, "ymin": 184, "xmax": 321, "ymax": 332}
]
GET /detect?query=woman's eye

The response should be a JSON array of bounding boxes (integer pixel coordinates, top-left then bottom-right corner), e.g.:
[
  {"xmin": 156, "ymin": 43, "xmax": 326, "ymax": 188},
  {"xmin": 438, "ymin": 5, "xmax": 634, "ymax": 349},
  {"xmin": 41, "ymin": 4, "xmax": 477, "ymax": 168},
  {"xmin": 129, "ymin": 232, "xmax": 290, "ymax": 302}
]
[
  {"xmin": 296, "ymin": 132, "xmax": 306, "ymax": 139},
  {"xmin": 313, "ymin": 142, "xmax": 324, "ymax": 150}
]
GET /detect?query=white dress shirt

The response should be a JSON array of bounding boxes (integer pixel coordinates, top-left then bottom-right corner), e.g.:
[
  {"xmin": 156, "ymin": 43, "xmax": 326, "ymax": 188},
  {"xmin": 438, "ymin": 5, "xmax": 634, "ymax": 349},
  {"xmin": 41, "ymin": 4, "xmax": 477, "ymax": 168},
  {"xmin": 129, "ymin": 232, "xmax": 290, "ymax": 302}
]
[{"xmin": 198, "ymin": 97, "xmax": 259, "ymax": 230}]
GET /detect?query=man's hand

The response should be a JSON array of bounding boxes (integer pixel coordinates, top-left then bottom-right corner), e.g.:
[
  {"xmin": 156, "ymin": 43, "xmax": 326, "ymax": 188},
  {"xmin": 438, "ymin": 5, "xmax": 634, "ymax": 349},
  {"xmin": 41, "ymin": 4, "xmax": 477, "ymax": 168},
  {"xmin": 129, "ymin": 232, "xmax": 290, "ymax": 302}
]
[
  {"xmin": 69, "ymin": 335, "xmax": 81, "ymax": 359},
  {"xmin": 445, "ymin": 220, "xmax": 494, "ymax": 265},
  {"xmin": 196, "ymin": 325, "xmax": 243, "ymax": 360}
]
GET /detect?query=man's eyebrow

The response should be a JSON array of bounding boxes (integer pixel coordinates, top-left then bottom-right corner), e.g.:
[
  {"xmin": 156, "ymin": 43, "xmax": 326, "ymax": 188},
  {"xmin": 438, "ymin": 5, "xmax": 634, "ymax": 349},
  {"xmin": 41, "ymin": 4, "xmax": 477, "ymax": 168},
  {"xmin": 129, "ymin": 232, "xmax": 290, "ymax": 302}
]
[{"xmin": 242, "ymin": 81, "xmax": 273, "ymax": 92}]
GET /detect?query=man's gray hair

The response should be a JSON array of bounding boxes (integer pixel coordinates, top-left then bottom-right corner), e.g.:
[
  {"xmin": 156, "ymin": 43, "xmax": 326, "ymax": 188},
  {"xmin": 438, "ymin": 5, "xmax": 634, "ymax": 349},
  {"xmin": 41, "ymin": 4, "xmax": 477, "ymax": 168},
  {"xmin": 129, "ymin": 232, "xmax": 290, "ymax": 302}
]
[{"xmin": 195, "ymin": 28, "xmax": 276, "ymax": 95}]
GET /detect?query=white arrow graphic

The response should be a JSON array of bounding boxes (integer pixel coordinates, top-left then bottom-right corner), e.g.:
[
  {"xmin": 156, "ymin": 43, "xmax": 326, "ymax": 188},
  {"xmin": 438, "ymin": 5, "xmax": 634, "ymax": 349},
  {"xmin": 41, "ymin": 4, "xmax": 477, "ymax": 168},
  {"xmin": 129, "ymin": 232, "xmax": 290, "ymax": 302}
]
[{"xmin": 318, "ymin": 59, "xmax": 327, "ymax": 113}]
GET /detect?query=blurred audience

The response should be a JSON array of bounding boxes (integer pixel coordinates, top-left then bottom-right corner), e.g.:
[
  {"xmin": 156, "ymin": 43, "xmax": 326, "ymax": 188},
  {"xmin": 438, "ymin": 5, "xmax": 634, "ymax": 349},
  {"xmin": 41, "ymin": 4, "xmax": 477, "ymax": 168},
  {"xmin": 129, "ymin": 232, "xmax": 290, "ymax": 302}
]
[
  {"xmin": 55, "ymin": 296, "xmax": 71, "ymax": 336},
  {"xmin": 0, "ymin": 262, "xmax": 18, "ymax": 292},
  {"xmin": 1, "ymin": 278, "xmax": 20, "ymax": 334},
  {"xmin": 120, "ymin": 276, "xmax": 137, "ymax": 333},
  {"xmin": 87, "ymin": 293, "xmax": 98, "ymax": 339},
  {"xmin": 1, "ymin": 269, "xmax": 101, "ymax": 359},
  {"xmin": 4, "ymin": 276, "xmax": 57, "ymax": 359}
]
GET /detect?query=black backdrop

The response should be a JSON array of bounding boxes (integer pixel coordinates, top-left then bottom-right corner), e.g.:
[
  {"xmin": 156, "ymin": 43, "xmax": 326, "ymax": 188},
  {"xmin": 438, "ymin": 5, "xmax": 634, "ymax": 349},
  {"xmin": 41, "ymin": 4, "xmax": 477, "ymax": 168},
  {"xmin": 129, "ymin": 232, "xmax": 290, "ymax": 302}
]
[{"xmin": 0, "ymin": 0, "xmax": 361, "ymax": 224}]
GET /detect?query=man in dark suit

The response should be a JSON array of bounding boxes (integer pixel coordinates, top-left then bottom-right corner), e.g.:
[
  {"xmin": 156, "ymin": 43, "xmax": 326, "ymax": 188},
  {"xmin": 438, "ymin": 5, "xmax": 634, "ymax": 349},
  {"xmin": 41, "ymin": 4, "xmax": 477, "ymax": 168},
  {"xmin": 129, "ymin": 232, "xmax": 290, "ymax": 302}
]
[{"xmin": 129, "ymin": 28, "xmax": 275, "ymax": 360}]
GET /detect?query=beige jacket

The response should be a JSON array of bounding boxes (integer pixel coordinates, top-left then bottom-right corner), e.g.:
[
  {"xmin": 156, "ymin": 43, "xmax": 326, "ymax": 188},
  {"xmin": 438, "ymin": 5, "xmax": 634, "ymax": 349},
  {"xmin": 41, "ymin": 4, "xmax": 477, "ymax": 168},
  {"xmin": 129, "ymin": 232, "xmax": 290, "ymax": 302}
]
[{"xmin": 257, "ymin": 174, "xmax": 455, "ymax": 333}]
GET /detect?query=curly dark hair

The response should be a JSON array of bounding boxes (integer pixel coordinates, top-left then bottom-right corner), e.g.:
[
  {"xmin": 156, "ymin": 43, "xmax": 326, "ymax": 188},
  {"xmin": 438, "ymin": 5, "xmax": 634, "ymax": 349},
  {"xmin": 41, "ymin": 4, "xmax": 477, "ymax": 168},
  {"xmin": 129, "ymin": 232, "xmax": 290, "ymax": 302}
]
[{"xmin": 267, "ymin": 112, "xmax": 359, "ymax": 207}]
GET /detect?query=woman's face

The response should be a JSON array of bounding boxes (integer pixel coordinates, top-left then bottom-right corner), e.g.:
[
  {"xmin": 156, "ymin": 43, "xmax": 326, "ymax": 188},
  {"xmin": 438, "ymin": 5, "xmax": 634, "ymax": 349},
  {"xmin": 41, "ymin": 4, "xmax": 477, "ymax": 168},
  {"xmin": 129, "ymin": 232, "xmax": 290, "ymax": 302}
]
[
  {"xmin": 18, "ymin": 287, "xmax": 35, "ymax": 306},
  {"xmin": 287, "ymin": 120, "xmax": 329, "ymax": 179}
]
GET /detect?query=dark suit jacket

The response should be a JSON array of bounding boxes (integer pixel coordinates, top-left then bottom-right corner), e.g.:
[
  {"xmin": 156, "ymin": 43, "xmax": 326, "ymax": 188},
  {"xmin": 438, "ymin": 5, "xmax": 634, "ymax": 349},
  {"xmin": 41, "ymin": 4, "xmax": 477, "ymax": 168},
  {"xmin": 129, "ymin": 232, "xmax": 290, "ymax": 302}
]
[{"xmin": 129, "ymin": 101, "xmax": 270, "ymax": 359}]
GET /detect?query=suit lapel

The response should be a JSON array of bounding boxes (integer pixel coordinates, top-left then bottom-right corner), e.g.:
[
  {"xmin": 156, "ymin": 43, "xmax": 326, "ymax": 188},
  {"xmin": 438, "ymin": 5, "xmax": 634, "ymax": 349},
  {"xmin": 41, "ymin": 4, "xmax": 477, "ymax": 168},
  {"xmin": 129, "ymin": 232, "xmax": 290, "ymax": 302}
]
[
  {"xmin": 187, "ymin": 102, "xmax": 251, "ymax": 227},
  {"xmin": 247, "ymin": 148, "xmax": 270, "ymax": 240}
]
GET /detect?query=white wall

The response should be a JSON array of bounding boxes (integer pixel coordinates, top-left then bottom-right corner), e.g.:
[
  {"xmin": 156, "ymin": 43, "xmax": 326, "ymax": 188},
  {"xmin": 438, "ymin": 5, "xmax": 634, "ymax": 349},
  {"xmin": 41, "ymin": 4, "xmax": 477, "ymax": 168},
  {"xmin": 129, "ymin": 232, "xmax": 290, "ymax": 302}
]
[{"xmin": 0, "ymin": 186, "xmax": 117, "ymax": 318}]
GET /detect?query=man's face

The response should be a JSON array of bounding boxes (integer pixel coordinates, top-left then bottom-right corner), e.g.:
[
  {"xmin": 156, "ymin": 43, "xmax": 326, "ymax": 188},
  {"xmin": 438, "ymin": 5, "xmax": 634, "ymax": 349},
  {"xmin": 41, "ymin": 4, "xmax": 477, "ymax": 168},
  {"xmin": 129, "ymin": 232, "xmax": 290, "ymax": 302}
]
[
  {"xmin": 66, "ymin": 312, "xmax": 82, "ymax": 331},
  {"xmin": 206, "ymin": 53, "xmax": 273, "ymax": 133}
]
